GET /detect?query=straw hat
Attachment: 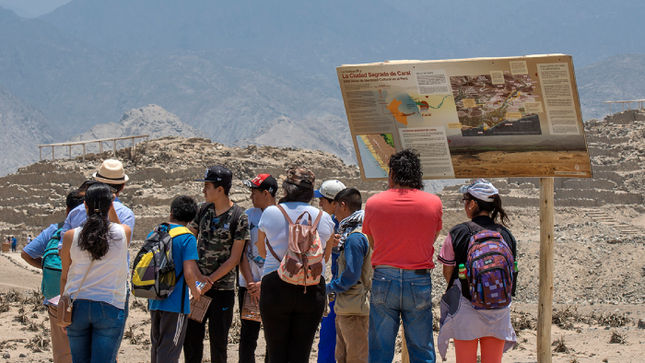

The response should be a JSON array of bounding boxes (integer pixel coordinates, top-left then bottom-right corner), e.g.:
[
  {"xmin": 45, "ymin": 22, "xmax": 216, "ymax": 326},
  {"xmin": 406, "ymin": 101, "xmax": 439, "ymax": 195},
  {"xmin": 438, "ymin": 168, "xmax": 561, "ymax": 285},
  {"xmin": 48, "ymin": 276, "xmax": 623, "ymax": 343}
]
[{"xmin": 92, "ymin": 159, "xmax": 129, "ymax": 184}]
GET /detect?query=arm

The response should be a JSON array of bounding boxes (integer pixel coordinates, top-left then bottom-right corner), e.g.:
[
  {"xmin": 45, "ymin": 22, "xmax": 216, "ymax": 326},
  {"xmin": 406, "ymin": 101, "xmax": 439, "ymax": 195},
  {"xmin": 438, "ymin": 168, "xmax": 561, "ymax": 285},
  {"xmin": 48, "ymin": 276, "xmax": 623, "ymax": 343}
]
[
  {"xmin": 21, "ymin": 251, "xmax": 42, "ymax": 269},
  {"xmin": 326, "ymin": 234, "xmax": 368, "ymax": 295},
  {"xmin": 108, "ymin": 203, "xmax": 121, "ymax": 224},
  {"xmin": 121, "ymin": 225, "xmax": 132, "ymax": 247},
  {"xmin": 443, "ymin": 265, "xmax": 455, "ymax": 284},
  {"xmin": 239, "ymin": 245, "xmax": 254, "ymax": 287},
  {"xmin": 21, "ymin": 225, "xmax": 57, "ymax": 269},
  {"xmin": 208, "ymin": 239, "xmax": 246, "ymax": 283},
  {"xmin": 183, "ymin": 260, "xmax": 201, "ymax": 302},
  {"xmin": 240, "ymin": 251, "xmax": 261, "ymax": 303},
  {"xmin": 323, "ymin": 234, "xmax": 337, "ymax": 263},
  {"xmin": 59, "ymin": 229, "xmax": 75, "ymax": 297},
  {"xmin": 255, "ymin": 230, "xmax": 267, "ymax": 260}
]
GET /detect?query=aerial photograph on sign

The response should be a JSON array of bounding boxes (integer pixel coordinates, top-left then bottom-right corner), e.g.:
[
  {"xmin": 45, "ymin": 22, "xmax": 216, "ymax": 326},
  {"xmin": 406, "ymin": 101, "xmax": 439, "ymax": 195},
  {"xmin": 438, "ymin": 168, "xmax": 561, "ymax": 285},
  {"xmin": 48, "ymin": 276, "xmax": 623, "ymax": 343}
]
[
  {"xmin": 451, "ymin": 74, "xmax": 542, "ymax": 136},
  {"xmin": 355, "ymin": 133, "xmax": 396, "ymax": 178}
]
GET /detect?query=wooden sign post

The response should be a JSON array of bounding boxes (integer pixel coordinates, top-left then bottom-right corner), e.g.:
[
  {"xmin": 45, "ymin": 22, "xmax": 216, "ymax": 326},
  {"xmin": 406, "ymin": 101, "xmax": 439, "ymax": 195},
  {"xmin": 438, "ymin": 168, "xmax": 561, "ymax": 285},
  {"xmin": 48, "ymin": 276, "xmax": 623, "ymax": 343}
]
[{"xmin": 537, "ymin": 177, "xmax": 555, "ymax": 362}]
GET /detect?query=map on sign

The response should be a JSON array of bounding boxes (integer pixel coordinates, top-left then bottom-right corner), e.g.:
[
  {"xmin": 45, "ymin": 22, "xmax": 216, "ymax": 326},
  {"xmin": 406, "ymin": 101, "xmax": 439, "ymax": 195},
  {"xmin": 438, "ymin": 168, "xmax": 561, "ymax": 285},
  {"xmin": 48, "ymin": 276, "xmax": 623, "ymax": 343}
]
[
  {"xmin": 450, "ymin": 74, "xmax": 542, "ymax": 136},
  {"xmin": 355, "ymin": 134, "xmax": 396, "ymax": 178},
  {"xmin": 385, "ymin": 93, "xmax": 451, "ymax": 126}
]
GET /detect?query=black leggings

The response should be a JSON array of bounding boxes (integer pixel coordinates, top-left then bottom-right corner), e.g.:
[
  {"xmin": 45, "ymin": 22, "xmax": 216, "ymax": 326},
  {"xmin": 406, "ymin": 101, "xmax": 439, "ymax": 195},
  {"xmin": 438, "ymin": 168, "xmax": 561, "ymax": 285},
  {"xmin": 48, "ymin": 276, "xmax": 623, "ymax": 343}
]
[{"xmin": 259, "ymin": 271, "xmax": 326, "ymax": 363}]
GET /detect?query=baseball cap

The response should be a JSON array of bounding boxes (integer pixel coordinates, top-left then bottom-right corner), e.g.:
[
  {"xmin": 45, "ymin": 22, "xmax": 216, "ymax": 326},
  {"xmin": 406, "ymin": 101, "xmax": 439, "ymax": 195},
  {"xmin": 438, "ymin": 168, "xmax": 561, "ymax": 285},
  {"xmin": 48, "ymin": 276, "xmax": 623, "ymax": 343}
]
[
  {"xmin": 459, "ymin": 179, "xmax": 499, "ymax": 202},
  {"xmin": 285, "ymin": 167, "xmax": 315, "ymax": 189},
  {"xmin": 314, "ymin": 180, "xmax": 346, "ymax": 199},
  {"xmin": 243, "ymin": 174, "xmax": 278, "ymax": 194},
  {"xmin": 195, "ymin": 165, "xmax": 233, "ymax": 185}
]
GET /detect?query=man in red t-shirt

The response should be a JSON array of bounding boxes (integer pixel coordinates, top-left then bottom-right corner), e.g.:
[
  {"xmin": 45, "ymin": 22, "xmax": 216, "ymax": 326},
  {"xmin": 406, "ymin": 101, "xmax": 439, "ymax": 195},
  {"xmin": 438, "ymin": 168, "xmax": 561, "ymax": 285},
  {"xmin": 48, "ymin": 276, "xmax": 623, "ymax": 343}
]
[{"xmin": 363, "ymin": 149, "xmax": 442, "ymax": 363}]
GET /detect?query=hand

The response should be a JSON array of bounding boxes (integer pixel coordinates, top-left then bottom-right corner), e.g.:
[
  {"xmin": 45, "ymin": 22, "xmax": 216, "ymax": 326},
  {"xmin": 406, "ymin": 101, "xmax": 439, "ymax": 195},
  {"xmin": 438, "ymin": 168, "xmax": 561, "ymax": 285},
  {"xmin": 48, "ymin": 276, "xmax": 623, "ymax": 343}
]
[
  {"xmin": 190, "ymin": 287, "xmax": 201, "ymax": 302},
  {"xmin": 248, "ymin": 282, "xmax": 261, "ymax": 305},
  {"xmin": 332, "ymin": 234, "xmax": 340, "ymax": 248},
  {"xmin": 201, "ymin": 281, "xmax": 212, "ymax": 295}
]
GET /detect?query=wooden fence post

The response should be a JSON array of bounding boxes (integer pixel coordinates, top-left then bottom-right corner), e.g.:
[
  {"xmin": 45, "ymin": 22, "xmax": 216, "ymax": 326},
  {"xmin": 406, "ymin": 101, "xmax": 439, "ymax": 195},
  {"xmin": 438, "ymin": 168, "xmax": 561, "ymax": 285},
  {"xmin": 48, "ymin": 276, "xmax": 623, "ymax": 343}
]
[{"xmin": 537, "ymin": 177, "xmax": 555, "ymax": 363}]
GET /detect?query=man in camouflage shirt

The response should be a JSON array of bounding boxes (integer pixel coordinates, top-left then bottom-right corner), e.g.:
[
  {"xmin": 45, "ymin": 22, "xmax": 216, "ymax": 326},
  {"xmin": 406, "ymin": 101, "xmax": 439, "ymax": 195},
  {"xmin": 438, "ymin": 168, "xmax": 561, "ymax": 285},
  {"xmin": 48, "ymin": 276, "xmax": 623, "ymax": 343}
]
[{"xmin": 184, "ymin": 165, "xmax": 250, "ymax": 363}]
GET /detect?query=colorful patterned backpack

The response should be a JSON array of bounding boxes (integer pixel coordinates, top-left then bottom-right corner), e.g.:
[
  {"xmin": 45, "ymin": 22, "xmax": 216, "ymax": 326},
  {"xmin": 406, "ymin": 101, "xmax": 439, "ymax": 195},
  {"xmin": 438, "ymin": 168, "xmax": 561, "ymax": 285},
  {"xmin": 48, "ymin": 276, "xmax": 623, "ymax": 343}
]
[
  {"xmin": 266, "ymin": 205, "xmax": 324, "ymax": 293},
  {"xmin": 465, "ymin": 222, "xmax": 515, "ymax": 310}
]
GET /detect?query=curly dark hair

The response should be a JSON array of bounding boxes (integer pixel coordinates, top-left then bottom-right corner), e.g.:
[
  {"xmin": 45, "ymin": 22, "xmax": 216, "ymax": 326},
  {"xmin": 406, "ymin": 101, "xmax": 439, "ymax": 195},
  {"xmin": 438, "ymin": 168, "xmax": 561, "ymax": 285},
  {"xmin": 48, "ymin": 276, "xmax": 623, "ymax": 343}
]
[
  {"xmin": 171, "ymin": 195, "xmax": 198, "ymax": 223},
  {"xmin": 388, "ymin": 149, "xmax": 424, "ymax": 190},
  {"xmin": 78, "ymin": 183, "xmax": 114, "ymax": 260}
]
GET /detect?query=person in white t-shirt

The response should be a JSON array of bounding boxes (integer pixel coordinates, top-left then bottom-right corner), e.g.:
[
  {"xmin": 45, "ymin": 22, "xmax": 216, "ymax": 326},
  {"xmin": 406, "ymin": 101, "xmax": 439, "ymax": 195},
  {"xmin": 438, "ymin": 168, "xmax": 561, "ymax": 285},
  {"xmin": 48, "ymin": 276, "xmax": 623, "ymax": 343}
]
[
  {"xmin": 238, "ymin": 173, "xmax": 278, "ymax": 363},
  {"xmin": 256, "ymin": 167, "xmax": 335, "ymax": 363}
]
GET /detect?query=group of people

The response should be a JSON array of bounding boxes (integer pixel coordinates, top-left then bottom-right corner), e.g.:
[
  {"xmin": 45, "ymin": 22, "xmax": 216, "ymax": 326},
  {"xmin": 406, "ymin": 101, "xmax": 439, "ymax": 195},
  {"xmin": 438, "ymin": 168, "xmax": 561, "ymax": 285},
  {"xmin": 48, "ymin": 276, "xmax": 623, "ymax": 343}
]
[
  {"xmin": 4, "ymin": 235, "xmax": 18, "ymax": 252},
  {"xmin": 19, "ymin": 148, "xmax": 518, "ymax": 363}
]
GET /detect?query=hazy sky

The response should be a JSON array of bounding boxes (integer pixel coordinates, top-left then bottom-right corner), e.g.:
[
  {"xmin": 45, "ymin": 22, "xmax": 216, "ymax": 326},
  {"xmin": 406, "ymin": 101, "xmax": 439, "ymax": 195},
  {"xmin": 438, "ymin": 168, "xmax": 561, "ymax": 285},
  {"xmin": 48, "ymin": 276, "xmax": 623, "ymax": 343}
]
[{"xmin": 0, "ymin": 0, "xmax": 71, "ymax": 17}]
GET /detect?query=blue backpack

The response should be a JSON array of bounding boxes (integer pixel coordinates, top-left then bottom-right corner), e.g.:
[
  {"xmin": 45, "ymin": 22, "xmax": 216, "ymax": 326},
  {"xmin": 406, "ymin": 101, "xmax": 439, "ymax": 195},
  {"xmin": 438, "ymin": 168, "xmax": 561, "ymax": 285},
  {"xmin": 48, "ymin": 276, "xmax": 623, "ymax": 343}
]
[{"xmin": 41, "ymin": 222, "xmax": 65, "ymax": 300}]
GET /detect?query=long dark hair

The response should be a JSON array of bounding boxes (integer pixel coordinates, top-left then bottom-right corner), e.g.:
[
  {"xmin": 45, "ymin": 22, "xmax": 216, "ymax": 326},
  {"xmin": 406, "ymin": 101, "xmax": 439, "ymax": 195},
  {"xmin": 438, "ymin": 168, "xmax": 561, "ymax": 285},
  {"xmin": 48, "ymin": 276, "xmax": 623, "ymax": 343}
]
[
  {"xmin": 78, "ymin": 183, "xmax": 114, "ymax": 260},
  {"xmin": 279, "ymin": 181, "xmax": 314, "ymax": 204},
  {"xmin": 467, "ymin": 193, "xmax": 510, "ymax": 227}
]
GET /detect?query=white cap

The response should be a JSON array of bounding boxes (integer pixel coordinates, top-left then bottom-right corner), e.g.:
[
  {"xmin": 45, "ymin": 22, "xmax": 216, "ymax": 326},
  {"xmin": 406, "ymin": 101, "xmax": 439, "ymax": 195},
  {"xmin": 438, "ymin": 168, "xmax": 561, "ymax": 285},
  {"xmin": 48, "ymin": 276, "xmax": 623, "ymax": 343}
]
[{"xmin": 314, "ymin": 180, "xmax": 346, "ymax": 200}]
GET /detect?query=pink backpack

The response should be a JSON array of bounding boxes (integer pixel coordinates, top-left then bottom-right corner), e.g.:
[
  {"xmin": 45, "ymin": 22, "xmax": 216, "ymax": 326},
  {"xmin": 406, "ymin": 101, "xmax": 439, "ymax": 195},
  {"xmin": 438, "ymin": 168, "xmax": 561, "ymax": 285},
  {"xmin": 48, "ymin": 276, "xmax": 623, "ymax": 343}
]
[{"xmin": 266, "ymin": 205, "xmax": 324, "ymax": 293}]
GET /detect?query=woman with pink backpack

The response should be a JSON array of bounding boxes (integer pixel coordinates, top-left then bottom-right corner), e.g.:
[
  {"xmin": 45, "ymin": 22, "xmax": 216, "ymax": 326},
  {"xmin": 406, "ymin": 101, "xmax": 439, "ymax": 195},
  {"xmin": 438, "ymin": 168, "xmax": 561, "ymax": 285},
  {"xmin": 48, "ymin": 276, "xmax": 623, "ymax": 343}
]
[
  {"xmin": 256, "ymin": 167, "xmax": 335, "ymax": 363},
  {"xmin": 437, "ymin": 179, "xmax": 518, "ymax": 363}
]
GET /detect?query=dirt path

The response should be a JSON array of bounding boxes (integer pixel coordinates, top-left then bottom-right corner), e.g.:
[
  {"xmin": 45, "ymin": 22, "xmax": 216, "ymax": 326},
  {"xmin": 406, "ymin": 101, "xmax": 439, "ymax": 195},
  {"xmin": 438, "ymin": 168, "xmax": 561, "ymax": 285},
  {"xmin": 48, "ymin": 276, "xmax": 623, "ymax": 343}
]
[{"xmin": 0, "ymin": 253, "xmax": 41, "ymax": 292}]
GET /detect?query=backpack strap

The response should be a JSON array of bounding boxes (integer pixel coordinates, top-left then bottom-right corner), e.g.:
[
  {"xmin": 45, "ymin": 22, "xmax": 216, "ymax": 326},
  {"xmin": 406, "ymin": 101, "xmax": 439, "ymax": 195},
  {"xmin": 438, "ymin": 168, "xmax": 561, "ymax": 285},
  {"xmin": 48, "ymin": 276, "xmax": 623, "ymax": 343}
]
[
  {"xmin": 265, "ymin": 239, "xmax": 280, "ymax": 261},
  {"xmin": 228, "ymin": 204, "xmax": 244, "ymax": 243},
  {"xmin": 197, "ymin": 202, "xmax": 215, "ymax": 227},
  {"xmin": 169, "ymin": 226, "xmax": 192, "ymax": 238},
  {"xmin": 447, "ymin": 221, "xmax": 484, "ymax": 294},
  {"xmin": 228, "ymin": 204, "xmax": 245, "ymax": 288},
  {"xmin": 276, "ymin": 204, "xmax": 323, "ymax": 229},
  {"xmin": 275, "ymin": 205, "xmax": 294, "ymax": 225}
]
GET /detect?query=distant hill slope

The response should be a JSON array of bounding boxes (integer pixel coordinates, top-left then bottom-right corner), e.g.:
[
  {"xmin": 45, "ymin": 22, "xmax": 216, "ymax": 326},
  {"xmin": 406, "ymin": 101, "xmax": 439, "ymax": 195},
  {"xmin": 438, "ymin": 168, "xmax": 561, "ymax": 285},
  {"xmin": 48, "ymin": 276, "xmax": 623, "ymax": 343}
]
[
  {"xmin": 67, "ymin": 104, "xmax": 207, "ymax": 153},
  {"xmin": 0, "ymin": 85, "xmax": 62, "ymax": 175},
  {"xmin": 576, "ymin": 54, "xmax": 645, "ymax": 120}
]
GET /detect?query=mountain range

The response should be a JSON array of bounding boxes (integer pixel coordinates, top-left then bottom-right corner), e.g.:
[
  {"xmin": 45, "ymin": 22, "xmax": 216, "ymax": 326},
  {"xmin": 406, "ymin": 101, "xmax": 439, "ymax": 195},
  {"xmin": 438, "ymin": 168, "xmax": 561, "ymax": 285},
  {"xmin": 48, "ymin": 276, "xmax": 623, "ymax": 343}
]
[
  {"xmin": 1, "ymin": 0, "xmax": 645, "ymax": 175},
  {"xmin": 0, "ymin": 85, "xmax": 61, "ymax": 175}
]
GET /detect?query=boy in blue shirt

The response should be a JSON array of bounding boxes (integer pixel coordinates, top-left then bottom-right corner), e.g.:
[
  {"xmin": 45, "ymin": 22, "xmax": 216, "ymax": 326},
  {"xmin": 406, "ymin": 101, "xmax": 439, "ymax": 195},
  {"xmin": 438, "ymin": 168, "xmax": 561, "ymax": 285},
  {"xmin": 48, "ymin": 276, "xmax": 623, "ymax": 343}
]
[{"xmin": 148, "ymin": 196, "xmax": 210, "ymax": 363}]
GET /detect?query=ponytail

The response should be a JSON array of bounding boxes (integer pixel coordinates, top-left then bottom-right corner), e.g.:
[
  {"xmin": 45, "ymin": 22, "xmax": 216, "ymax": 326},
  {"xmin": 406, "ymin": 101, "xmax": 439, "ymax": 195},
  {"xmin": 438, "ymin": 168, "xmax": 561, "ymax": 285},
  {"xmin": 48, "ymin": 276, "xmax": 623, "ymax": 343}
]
[
  {"xmin": 78, "ymin": 183, "xmax": 114, "ymax": 260},
  {"xmin": 470, "ymin": 193, "xmax": 510, "ymax": 227}
]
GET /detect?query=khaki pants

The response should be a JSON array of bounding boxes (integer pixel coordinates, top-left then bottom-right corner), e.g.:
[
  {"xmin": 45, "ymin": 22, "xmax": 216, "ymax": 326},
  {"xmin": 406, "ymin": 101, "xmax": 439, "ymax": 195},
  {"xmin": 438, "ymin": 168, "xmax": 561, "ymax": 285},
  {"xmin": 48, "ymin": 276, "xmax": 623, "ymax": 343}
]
[
  {"xmin": 48, "ymin": 306, "xmax": 72, "ymax": 363},
  {"xmin": 335, "ymin": 314, "xmax": 369, "ymax": 363}
]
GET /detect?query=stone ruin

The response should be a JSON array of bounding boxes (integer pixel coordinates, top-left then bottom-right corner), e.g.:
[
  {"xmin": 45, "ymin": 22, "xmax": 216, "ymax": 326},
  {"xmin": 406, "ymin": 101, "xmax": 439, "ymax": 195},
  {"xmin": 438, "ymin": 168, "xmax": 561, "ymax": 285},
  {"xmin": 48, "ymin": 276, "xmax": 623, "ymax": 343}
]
[
  {"xmin": 0, "ymin": 137, "xmax": 387, "ymax": 242},
  {"xmin": 3, "ymin": 109, "xmax": 645, "ymax": 242}
]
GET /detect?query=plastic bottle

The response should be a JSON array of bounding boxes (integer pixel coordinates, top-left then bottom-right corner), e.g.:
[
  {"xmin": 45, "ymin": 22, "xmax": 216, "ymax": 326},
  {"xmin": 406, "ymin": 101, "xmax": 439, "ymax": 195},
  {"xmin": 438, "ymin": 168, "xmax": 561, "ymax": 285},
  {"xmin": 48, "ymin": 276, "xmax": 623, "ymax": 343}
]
[
  {"xmin": 514, "ymin": 261, "xmax": 518, "ymax": 272},
  {"xmin": 458, "ymin": 264, "xmax": 467, "ymax": 280}
]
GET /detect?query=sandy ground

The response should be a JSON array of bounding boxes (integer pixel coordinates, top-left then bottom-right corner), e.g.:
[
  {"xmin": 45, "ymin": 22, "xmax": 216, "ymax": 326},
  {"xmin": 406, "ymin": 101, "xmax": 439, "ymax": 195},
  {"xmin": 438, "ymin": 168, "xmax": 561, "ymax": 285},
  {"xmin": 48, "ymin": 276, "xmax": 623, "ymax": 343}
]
[{"xmin": 0, "ymin": 249, "xmax": 643, "ymax": 363}]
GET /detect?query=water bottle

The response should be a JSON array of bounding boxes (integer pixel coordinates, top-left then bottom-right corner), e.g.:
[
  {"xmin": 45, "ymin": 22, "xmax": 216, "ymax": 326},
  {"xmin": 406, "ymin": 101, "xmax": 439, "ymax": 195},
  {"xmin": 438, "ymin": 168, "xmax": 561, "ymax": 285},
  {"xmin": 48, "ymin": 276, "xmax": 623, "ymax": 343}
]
[
  {"xmin": 514, "ymin": 261, "xmax": 518, "ymax": 272},
  {"xmin": 458, "ymin": 264, "xmax": 467, "ymax": 280}
]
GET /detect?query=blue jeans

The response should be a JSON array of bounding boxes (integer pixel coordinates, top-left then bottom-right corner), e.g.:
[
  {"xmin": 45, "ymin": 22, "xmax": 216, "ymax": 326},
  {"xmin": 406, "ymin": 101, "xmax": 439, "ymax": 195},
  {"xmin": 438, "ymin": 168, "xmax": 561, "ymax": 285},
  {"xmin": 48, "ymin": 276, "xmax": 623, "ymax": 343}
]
[
  {"xmin": 368, "ymin": 268, "xmax": 435, "ymax": 363},
  {"xmin": 66, "ymin": 299, "xmax": 126, "ymax": 363},
  {"xmin": 318, "ymin": 299, "xmax": 337, "ymax": 363}
]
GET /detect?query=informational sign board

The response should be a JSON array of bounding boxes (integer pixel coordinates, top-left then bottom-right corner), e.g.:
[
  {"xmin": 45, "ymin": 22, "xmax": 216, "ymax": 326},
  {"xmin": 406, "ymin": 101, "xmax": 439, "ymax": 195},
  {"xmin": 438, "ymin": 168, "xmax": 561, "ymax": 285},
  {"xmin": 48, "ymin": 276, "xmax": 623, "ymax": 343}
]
[{"xmin": 337, "ymin": 54, "xmax": 592, "ymax": 180}]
